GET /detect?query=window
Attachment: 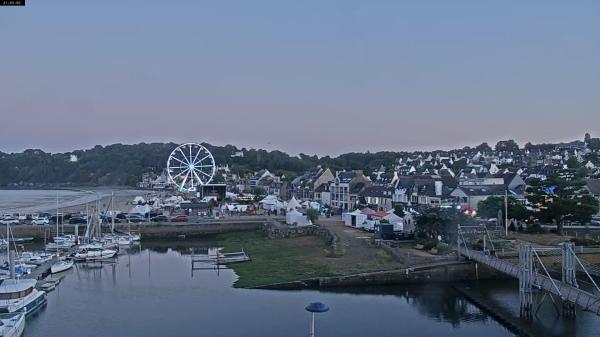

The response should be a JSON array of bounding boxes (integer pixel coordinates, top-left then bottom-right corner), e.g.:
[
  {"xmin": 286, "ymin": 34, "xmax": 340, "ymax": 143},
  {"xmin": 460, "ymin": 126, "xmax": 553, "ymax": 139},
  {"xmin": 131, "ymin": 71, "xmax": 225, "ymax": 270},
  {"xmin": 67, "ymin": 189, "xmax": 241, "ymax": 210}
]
[{"xmin": 0, "ymin": 287, "xmax": 32, "ymax": 300}]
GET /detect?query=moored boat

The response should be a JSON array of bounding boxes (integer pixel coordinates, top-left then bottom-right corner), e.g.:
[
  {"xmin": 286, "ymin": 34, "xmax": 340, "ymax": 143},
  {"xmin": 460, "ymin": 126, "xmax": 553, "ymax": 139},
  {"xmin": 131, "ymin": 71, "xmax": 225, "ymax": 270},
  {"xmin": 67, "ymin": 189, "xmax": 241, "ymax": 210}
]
[
  {"xmin": 0, "ymin": 279, "xmax": 47, "ymax": 316},
  {"xmin": 17, "ymin": 252, "xmax": 54, "ymax": 266},
  {"xmin": 72, "ymin": 244, "xmax": 117, "ymax": 261},
  {"xmin": 50, "ymin": 260, "xmax": 74, "ymax": 274},
  {"xmin": 44, "ymin": 241, "xmax": 75, "ymax": 251},
  {"xmin": 0, "ymin": 312, "xmax": 25, "ymax": 337}
]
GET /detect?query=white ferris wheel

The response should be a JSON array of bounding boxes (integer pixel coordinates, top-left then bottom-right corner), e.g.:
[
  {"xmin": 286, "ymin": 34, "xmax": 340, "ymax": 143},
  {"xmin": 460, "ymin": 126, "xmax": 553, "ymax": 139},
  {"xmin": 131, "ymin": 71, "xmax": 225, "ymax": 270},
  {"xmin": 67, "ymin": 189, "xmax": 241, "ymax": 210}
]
[{"xmin": 167, "ymin": 143, "xmax": 216, "ymax": 192}]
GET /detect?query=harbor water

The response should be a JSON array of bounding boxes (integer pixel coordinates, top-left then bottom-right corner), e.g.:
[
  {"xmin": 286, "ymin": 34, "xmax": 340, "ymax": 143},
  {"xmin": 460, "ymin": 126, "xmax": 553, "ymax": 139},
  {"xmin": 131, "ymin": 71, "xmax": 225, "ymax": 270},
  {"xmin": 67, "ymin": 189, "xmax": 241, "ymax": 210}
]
[{"xmin": 16, "ymin": 240, "xmax": 598, "ymax": 337}]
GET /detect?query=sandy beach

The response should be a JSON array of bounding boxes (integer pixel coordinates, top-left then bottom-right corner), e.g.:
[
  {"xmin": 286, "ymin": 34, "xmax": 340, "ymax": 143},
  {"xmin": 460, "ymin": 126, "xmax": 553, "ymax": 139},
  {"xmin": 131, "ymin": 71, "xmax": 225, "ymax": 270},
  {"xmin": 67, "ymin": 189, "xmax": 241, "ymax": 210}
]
[{"xmin": 0, "ymin": 188, "xmax": 158, "ymax": 215}]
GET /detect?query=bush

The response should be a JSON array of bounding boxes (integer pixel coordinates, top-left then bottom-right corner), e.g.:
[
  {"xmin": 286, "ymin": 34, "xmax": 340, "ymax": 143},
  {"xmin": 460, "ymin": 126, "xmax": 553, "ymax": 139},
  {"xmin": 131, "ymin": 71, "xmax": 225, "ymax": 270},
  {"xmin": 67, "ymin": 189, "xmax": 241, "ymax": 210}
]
[
  {"xmin": 436, "ymin": 242, "xmax": 449, "ymax": 253},
  {"xmin": 305, "ymin": 208, "xmax": 319, "ymax": 223},
  {"xmin": 416, "ymin": 237, "xmax": 437, "ymax": 250},
  {"xmin": 524, "ymin": 223, "xmax": 545, "ymax": 234},
  {"xmin": 570, "ymin": 237, "xmax": 599, "ymax": 246}
]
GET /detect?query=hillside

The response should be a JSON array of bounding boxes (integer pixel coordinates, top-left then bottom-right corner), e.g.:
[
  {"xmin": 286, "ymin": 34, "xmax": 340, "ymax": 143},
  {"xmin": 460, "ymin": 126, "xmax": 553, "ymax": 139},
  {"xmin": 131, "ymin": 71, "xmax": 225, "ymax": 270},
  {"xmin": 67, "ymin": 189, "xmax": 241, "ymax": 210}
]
[{"xmin": 0, "ymin": 137, "xmax": 598, "ymax": 187}]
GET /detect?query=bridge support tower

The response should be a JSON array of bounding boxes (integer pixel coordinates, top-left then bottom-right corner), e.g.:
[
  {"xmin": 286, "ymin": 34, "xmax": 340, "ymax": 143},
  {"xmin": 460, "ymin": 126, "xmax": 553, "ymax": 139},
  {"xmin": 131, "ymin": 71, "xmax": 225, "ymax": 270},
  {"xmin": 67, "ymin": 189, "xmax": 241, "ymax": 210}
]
[
  {"xmin": 519, "ymin": 244, "xmax": 533, "ymax": 319},
  {"xmin": 561, "ymin": 242, "xmax": 578, "ymax": 318}
]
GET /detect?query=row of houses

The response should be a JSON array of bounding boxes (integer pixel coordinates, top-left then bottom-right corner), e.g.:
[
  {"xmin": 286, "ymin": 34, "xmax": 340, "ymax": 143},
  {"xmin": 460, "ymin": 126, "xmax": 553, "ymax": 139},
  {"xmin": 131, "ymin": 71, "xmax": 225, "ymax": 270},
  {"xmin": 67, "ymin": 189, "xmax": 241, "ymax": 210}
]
[
  {"xmin": 284, "ymin": 165, "xmax": 533, "ymax": 215},
  {"xmin": 139, "ymin": 134, "xmax": 600, "ymax": 215}
]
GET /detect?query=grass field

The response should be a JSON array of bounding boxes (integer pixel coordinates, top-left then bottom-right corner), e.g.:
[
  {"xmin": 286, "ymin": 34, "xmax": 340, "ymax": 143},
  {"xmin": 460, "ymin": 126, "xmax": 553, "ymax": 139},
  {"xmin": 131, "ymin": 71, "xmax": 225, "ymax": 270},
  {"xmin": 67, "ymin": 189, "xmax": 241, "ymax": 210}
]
[
  {"xmin": 217, "ymin": 230, "xmax": 402, "ymax": 288},
  {"xmin": 217, "ymin": 231, "xmax": 336, "ymax": 288}
]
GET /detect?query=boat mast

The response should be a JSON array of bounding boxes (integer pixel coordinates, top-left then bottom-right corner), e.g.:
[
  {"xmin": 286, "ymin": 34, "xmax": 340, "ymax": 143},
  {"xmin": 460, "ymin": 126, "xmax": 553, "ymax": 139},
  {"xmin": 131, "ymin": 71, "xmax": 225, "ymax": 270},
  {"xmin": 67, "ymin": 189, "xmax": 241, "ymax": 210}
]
[
  {"xmin": 111, "ymin": 192, "xmax": 115, "ymax": 235},
  {"xmin": 56, "ymin": 192, "xmax": 59, "ymax": 240},
  {"xmin": 6, "ymin": 217, "xmax": 9, "ymax": 263}
]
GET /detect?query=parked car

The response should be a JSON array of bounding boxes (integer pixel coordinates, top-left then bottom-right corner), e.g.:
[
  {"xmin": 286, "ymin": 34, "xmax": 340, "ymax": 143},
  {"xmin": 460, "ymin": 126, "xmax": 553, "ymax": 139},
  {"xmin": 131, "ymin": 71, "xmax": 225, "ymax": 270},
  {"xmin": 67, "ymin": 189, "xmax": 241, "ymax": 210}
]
[
  {"xmin": 0, "ymin": 217, "xmax": 19, "ymax": 225},
  {"xmin": 101, "ymin": 215, "xmax": 122, "ymax": 223},
  {"xmin": 30, "ymin": 218, "xmax": 50, "ymax": 225},
  {"xmin": 128, "ymin": 215, "xmax": 145, "ymax": 223},
  {"xmin": 50, "ymin": 214, "xmax": 67, "ymax": 224},
  {"xmin": 170, "ymin": 215, "xmax": 188, "ymax": 223},
  {"xmin": 150, "ymin": 215, "xmax": 169, "ymax": 222},
  {"xmin": 69, "ymin": 217, "xmax": 87, "ymax": 224}
]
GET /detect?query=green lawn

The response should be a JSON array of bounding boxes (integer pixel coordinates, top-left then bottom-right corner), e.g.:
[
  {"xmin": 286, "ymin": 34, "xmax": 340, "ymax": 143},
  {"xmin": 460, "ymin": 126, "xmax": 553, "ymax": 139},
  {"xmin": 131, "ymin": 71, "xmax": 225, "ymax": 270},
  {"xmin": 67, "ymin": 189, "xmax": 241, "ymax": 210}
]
[{"xmin": 217, "ymin": 231, "xmax": 337, "ymax": 288}]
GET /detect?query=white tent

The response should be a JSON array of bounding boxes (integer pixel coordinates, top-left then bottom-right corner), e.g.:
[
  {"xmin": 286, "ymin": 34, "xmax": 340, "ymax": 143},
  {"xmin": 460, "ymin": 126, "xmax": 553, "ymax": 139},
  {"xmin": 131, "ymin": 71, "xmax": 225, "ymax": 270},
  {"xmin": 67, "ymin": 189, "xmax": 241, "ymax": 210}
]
[
  {"xmin": 286, "ymin": 209, "xmax": 310, "ymax": 226},
  {"xmin": 164, "ymin": 195, "xmax": 184, "ymax": 207},
  {"xmin": 149, "ymin": 197, "xmax": 162, "ymax": 207},
  {"xmin": 343, "ymin": 209, "xmax": 367, "ymax": 227},
  {"xmin": 259, "ymin": 195, "xmax": 281, "ymax": 211},
  {"xmin": 227, "ymin": 203, "xmax": 248, "ymax": 212},
  {"xmin": 383, "ymin": 212, "xmax": 404, "ymax": 232},
  {"xmin": 130, "ymin": 204, "xmax": 151, "ymax": 215},
  {"xmin": 133, "ymin": 196, "xmax": 146, "ymax": 205},
  {"xmin": 287, "ymin": 196, "xmax": 301, "ymax": 210}
]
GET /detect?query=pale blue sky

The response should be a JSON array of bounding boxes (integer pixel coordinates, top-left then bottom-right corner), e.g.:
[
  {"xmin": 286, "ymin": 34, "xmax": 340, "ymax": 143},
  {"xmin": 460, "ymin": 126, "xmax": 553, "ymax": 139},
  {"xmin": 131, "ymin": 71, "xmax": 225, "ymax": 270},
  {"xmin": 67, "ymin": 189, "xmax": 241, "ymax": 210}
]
[{"xmin": 1, "ymin": 1, "xmax": 599, "ymax": 155}]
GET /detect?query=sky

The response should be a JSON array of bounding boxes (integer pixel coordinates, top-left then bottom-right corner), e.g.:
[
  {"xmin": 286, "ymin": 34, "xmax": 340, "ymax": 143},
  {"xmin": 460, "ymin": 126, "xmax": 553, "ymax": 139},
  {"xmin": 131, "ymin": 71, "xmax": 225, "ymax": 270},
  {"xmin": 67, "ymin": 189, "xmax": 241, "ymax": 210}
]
[{"xmin": 1, "ymin": 1, "xmax": 599, "ymax": 156}]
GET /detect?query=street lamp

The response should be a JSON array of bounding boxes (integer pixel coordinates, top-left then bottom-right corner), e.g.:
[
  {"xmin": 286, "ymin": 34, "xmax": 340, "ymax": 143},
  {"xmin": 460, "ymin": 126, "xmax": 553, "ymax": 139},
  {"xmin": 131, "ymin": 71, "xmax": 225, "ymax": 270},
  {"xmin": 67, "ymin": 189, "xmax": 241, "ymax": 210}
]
[{"xmin": 305, "ymin": 302, "xmax": 330, "ymax": 337}]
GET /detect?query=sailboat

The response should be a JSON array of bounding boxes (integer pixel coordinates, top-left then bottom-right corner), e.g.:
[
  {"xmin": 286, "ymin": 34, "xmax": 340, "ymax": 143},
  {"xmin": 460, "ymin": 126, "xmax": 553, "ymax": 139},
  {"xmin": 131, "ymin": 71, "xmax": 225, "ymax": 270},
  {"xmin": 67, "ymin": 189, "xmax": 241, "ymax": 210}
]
[
  {"xmin": 50, "ymin": 259, "xmax": 74, "ymax": 274},
  {"xmin": 0, "ymin": 223, "xmax": 47, "ymax": 316},
  {"xmin": 72, "ymin": 244, "xmax": 117, "ymax": 261},
  {"xmin": 45, "ymin": 194, "xmax": 76, "ymax": 251},
  {"xmin": 100, "ymin": 193, "xmax": 134, "ymax": 246}
]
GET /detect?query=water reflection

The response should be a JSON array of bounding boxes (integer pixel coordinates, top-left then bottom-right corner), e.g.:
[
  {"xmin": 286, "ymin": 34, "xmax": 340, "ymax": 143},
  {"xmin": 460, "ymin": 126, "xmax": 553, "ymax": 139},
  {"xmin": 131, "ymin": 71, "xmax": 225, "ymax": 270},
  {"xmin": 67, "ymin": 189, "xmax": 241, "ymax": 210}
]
[{"xmin": 321, "ymin": 285, "xmax": 491, "ymax": 327}]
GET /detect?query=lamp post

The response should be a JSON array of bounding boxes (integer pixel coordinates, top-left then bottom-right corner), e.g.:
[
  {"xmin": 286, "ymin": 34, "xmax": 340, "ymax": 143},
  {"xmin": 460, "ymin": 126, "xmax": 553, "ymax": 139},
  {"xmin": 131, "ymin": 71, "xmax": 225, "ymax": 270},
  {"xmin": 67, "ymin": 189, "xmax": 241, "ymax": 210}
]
[
  {"xmin": 305, "ymin": 302, "xmax": 329, "ymax": 337},
  {"xmin": 505, "ymin": 188, "xmax": 509, "ymax": 238}
]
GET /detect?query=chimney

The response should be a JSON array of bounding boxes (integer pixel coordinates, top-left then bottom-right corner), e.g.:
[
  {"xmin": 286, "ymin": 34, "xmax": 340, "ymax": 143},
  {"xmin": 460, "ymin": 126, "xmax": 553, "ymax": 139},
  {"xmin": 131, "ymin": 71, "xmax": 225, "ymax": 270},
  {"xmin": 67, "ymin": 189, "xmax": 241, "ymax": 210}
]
[{"xmin": 435, "ymin": 180, "xmax": 443, "ymax": 196}]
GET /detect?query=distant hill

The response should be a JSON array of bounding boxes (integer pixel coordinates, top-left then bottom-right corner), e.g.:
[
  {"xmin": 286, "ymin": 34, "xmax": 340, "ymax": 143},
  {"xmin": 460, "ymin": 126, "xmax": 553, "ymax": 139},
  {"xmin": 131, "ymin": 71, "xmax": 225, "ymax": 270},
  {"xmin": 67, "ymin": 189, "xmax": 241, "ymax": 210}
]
[{"xmin": 0, "ymin": 137, "xmax": 598, "ymax": 187}]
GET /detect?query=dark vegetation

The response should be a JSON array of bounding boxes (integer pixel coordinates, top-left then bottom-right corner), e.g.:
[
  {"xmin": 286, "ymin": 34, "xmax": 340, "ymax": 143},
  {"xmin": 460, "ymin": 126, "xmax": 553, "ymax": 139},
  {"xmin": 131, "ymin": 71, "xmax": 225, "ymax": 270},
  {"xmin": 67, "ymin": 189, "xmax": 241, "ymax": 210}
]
[{"xmin": 1, "ymin": 136, "xmax": 599, "ymax": 187}]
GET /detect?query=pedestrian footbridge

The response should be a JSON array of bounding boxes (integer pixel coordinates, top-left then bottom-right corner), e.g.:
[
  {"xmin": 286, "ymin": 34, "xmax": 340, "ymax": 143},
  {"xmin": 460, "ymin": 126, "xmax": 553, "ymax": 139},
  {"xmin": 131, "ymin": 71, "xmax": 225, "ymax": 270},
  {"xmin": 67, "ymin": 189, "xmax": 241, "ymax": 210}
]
[{"xmin": 457, "ymin": 225, "xmax": 600, "ymax": 318}]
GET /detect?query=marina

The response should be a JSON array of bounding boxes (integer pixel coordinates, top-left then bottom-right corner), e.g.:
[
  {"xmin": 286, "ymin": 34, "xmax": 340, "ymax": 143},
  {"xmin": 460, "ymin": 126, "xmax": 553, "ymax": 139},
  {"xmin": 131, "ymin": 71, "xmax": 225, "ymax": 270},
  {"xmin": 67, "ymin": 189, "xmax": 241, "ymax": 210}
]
[{"xmin": 0, "ymin": 240, "xmax": 594, "ymax": 337}]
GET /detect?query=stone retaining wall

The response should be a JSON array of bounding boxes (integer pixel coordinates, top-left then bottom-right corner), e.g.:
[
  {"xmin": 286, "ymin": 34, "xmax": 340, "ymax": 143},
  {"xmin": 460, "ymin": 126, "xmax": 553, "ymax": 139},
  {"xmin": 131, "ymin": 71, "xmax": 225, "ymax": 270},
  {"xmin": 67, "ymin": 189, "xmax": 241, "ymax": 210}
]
[
  {"xmin": 254, "ymin": 262, "xmax": 510, "ymax": 290},
  {"xmin": 261, "ymin": 222, "xmax": 340, "ymax": 255},
  {"xmin": 11, "ymin": 221, "xmax": 263, "ymax": 240}
]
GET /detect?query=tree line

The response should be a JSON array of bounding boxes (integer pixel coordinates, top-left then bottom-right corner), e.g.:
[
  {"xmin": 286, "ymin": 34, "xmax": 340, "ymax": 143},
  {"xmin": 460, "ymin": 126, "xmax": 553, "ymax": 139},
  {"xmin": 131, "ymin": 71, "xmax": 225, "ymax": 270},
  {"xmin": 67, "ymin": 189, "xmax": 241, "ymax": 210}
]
[{"xmin": 1, "ymin": 136, "xmax": 599, "ymax": 187}]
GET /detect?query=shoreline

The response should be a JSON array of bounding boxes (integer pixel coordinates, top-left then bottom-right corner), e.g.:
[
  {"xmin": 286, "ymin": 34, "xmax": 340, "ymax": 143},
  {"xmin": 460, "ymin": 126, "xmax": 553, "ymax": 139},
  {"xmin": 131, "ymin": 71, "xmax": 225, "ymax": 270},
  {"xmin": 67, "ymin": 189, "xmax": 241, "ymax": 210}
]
[
  {"xmin": 11, "ymin": 221, "xmax": 506, "ymax": 290},
  {"xmin": 0, "ymin": 188, "xmax": 151, "ymax": 214}
]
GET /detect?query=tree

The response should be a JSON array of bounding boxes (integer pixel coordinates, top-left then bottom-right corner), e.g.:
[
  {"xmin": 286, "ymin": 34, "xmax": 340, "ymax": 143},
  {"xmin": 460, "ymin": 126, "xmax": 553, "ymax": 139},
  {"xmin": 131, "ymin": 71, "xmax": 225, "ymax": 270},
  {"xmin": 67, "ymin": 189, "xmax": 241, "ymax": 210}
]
[
  {"xmin": 305, "ymin": 208, "xmax": 319, "ymax": 223},
  {"xmin": 393, "ymin": 205, "xmax": 405, "ymax": 217},
  {"xmin": 566, "ymin": 156, "xmax": 581, "ymax": 169},
  {"xmin": 477, "ymin": 196, "xmax": 528, "ymax": 221},
  {"xmin": 452, "ymin": 158, "xmax": 468, "ymax": 170},
  {"xmin": 474, "ymin": 142, "xmax": 492, "ymax": 153},
  {"xmin": 526, "ymin": 170, "xmax": 599, "ymax": 234},
  {"xmin": 495, "ymin": 140, "xmax": 520, "ymax": 153},
  {"xmin": 415, "ymin": 207, "xmax": 472, "ymax": 244}
]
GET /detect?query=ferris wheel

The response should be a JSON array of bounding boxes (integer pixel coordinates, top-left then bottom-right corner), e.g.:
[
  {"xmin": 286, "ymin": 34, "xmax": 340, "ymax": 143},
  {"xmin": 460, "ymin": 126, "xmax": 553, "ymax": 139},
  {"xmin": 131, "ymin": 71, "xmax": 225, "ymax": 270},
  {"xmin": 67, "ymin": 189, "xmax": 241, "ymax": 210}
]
[{"xmin": 167, "ymin": 143, "xmax": 216, "ymax": 192}]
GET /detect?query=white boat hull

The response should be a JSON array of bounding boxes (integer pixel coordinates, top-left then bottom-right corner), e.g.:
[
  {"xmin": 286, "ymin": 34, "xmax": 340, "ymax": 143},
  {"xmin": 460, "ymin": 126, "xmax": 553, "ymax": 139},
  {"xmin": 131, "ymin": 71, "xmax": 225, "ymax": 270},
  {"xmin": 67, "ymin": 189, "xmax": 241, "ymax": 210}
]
[
  {"xmin": 0, "ymin": 313, "xmax": 25, "ymax": 337},
  {"xmin": 74, "ymin": 249, "xmax": 117, "ymax": 261},
  {"xmin": 51, "ymin": 260, "xmax": 74, "ymax": 274}
]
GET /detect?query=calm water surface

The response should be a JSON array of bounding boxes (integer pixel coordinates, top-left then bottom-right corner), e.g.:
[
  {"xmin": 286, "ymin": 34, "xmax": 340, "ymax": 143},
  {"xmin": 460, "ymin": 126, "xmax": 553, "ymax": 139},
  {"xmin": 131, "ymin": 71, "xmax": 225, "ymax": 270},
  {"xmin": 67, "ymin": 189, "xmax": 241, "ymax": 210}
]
[{"xmin": 22, "ymin": 241, "xmax": 517, "ymax": 337}]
